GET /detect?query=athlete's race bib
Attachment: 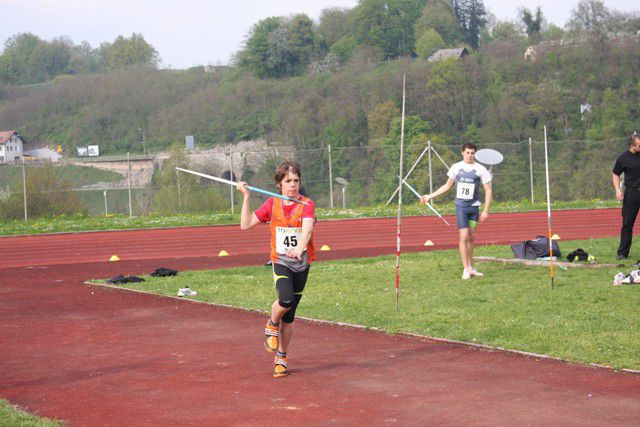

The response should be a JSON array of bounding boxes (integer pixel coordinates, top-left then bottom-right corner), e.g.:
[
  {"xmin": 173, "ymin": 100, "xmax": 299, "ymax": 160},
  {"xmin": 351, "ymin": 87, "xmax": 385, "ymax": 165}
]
[
  {"xmin": 276, "ymin": 226, "xmax": 306, "ymax": 254},
  {"xmin": 456, "ymin": 182, "xmax": 475, "ymax": 200}
]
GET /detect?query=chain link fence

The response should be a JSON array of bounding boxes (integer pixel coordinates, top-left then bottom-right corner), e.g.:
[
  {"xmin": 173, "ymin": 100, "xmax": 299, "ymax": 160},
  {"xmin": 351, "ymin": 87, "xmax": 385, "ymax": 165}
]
[{"xmin": 0, "ymin": 137, "xmax": 626, "ymax": 222}]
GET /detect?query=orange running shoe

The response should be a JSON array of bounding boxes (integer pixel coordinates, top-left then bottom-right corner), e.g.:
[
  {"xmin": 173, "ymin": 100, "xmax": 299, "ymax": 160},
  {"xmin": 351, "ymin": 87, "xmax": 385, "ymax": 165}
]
[
  {"xmin": 264, "ymin": 320, "xmax": 279, "ymax": 353},
  {"xmin": 273, "ymin": 356, "xmax": 289, "ymax": 378}
]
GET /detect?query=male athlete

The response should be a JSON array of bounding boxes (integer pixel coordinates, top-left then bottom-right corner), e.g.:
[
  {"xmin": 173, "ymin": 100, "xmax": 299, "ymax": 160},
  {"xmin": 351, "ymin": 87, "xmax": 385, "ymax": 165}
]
[{"xmin": 421, "ymin": 142, "xmax": 492, "ymax": 280}]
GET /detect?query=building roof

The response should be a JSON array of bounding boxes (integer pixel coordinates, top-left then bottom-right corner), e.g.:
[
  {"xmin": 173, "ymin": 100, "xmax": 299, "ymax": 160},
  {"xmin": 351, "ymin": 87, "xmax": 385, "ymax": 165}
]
[
  {"xmin": 0, "ymin": 130, "xmax": 18, "ymax": 144},
  {"xmin": 427, "ymin": 47, "xmax": 469, "ymax": 62}
]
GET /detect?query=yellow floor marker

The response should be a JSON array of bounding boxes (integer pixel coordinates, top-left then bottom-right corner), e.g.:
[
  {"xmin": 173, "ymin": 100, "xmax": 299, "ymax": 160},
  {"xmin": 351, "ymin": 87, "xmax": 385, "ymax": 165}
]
[
  {"xmin": 424, "ymin": 240, "xmax": 434, "ymax": 246},
  {"xmin": 320, "ymin": 245, "xmax": 331, "ymax": 251},
  {"xmin": 551, "ymin": 234, "xmax": 561, "ymax": 240},
  {"xmin": 109, "ymin": 255, "xmax": 120, "ymax": 262},
  {"xmin": 218, "ymin": 250, "xmax": 229, "ymax": 257}
]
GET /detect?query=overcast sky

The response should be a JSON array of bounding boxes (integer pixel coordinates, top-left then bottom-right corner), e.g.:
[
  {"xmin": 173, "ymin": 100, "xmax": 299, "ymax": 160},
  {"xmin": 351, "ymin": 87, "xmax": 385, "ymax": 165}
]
[{"xmin": 1, "ymin": 0, "xmax": 638, "ymax": 69}]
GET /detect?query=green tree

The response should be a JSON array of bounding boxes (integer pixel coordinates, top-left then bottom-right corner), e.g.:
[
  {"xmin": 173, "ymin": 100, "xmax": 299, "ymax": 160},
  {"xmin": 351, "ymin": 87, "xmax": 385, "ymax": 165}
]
[
  {"xmin": 415, "ymin": 29, "xmax": 446, "ymax": 59},
  {"xmin": 352, "ymin": 0, "xmax": 427, "ymax": 58},
  {"xmin": 237, "ymin": 17, "xmax": 282, "ymax": 78},
  {"xmin": 69, "ymin": 41, "xmax": 100, "ymax": 74},
  {"xmin": 586, "ymin": 88, "xmax": 632, "ymax": 140},
  {"xmin": 490, "ymin": 21, "xmax": 524, "ymax": 43},
  {"xmin": 98, "ymin": 33, "xmax": 159, "ymax": 70},
  {"xmin": 286, "ymin": 14, "xmax": 315, "ymax": 72},
  {"xmin": 566, "ymin": 0, "xmax": 610, "ymax": 38},
  {"xmin": 368, "ymin": 101, "xmax": 401, "ymax": 139},
  {"xmin": 329, "ymin": 35, "xmax": 359, "ymax": 63},
  {"xmin": 520, "ymin": 6, "xmax": 544, "ymax": 41},
  {"xmin": 414, "ymin": 0, "xmax": 461, "ymax": 45},
  {"xmin": 237, "ymin": 15, "xmax": 316, "ymax": 78},
  {"xmin": 541, "ymin": 23, "xmax": 565, "ymax": 41},
  {"xmin": 452, "ymin": 0, "xmax": 487, "ymax": 50},
  {"xmin": 317, "ymin": 7, "xmax": 354, "ymax": 50},
  {"xmin": 423, "ymin": 58, "xmax": 480, "ymax": 133},
  {"xmin": 0, "ymin": 33, "xmax": 84, "ymax": 84}
]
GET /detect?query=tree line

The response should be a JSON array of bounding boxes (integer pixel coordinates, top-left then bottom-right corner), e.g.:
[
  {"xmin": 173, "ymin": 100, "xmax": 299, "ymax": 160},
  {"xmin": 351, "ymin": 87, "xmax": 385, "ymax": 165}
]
[
  {"xmin": 236, "ymin": 0, "xmax": 640, "ymax": 79},
  {"xmin": 0, "ymin": 33, "xmax": 158, "ymax": 85}
]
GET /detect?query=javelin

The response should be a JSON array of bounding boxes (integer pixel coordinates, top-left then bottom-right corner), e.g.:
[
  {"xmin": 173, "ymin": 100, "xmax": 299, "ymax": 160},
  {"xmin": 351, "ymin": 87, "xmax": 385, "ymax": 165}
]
[
  {"xmin": 400, "ymin": 178, "xmax": 451, "ymax": 226},
  {"xmin": 175, "ymin": 167, "xmax": 308, "ymax": 205},
  {"xmin": 543, "ymin": 126, "xmax": 555, "ymax": 290}
]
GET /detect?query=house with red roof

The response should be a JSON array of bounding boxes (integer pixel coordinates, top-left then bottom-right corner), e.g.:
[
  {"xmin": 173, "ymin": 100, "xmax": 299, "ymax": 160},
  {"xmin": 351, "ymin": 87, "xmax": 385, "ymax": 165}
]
[{"xmin": 0, "ymin": 130, "xmax": 24, "ymax": 163}]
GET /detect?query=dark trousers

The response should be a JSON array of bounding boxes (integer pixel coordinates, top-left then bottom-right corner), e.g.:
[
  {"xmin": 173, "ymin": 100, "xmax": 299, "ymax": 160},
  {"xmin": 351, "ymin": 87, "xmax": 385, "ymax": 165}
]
[{"xmin": 618, "ymin": 188, "xmax": 640, "ymax": 257}]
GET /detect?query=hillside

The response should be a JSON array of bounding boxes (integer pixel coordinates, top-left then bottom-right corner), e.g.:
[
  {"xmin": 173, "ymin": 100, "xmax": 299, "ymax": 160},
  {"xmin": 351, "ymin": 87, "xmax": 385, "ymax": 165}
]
[{"xmin": 0, "ymin": 37, "xmax": 638, "ymax": 156}]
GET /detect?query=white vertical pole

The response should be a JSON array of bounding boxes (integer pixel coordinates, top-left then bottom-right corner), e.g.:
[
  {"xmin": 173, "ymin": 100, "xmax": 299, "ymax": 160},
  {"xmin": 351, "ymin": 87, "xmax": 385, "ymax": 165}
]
[
  {"xmin": 127, "ymin": 152, "xmax": 132, "ymax": 218},
  {"xmin": 328, "ymin": 144, "xmax": 334, "ymax": 209},
  {"xmin": 529, "ymin": 137, "xmax": 534, "ymax": 203},
  {"xmin": 22, "ymin": 156, "xmax": 27, "ymax": 221},
  {"xmin": 395, "ymin": 75, "xmax": 406, "ymax": 312},
  {"xmin": 103, "ymin": 190, "xmax": 108, "ymax": 215},
  {"xmin": 176, "ymin": 169, "xmax": 182, "ymax": 212},
  {"xmin": 229, "ymin": 150, "xmax": 234, "ymax": 213}
]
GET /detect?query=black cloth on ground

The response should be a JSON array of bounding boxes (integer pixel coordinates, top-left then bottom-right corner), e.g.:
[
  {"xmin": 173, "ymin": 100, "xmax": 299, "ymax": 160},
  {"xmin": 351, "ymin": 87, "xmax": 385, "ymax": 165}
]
[
  {"xmin": 150, "ymin": 268, "xmax": 178, "ymax": 277},
  {"xmin": 107, "ymin": 274, "xmax": 145, "ymax": 284},
  {"xmin": 511, "ymin": 236, "xmax": 561, "ymax": 260}
]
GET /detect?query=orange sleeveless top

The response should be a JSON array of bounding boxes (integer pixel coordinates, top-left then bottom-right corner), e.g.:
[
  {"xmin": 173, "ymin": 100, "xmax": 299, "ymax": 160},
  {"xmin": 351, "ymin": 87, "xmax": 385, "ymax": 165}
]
[{"xmin": 269, "ymin": 196, "xmax": 316, "ymax": 263}]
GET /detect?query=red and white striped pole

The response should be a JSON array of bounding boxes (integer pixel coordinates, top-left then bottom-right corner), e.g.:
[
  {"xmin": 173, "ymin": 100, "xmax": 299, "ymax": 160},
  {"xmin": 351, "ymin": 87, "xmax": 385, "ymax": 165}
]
[
  {"xmin": 395, "ymin": 75, "xmax": 406, "ymax": 311},
  {"xmin": 543, "ymin": 126, "xmax": 555, "ymax": 290}
]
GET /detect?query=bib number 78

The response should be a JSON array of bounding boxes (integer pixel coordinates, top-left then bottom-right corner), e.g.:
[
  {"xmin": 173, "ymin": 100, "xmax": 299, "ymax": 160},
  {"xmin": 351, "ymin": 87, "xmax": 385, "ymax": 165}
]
[{"xmin": 456, "ymin": 182, "xmax": 475, "ymax": 200}]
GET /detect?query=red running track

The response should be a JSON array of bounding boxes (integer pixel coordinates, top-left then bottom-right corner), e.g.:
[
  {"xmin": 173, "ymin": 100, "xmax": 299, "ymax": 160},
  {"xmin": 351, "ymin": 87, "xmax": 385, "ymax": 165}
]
[
  {"xmin": 1, "ymin": 208, "xmax": 640, "ymax": 425},
  {"xmin": 0, "ymin": 208, "xmax": 631, "ymax": 269}
]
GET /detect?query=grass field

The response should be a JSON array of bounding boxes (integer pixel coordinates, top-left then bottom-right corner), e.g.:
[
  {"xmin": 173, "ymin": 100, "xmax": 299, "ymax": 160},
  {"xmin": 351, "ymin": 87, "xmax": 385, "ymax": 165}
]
[
  {"xmin": 0, "ymin": 399, "xmax": 61, "ymax": 426},
  {"xmin": 105, "ymin": 236, "xmax": 640, "ymax": 371},
  {"xmin": 0, "ymin": 198, "xmax": 621, "ymax": 235}
]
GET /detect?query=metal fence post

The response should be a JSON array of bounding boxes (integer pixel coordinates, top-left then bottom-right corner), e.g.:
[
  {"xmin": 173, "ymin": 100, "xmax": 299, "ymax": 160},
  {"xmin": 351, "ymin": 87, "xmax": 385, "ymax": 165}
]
[
  {"xmin": 428, "ymin": 140, "xmax": 433, "ymax": 195},
  {"xmin": 529, "ymin": 137, "xmax": 534, "ymax": 203},
  {"xmin": 328, "ymin": 144, "xmax": 334, "ymax": 209},
  {"xmin": 127, "ymin": 152, "xmax": 133, "ymax": 218},
  {"xmin": 22, "ymin": 157, "xmax": 27, "ymax": 221},
  {"xmin": 176, "ymin": 169, "xmax": 182, "ymax": 213},
  {"xmin": 103, "ymin": 190, "xmax": 108, "ymax": 215},
  {"xmin": 229, "ymin": 150, "xmax": 234, "ymax": 213}
]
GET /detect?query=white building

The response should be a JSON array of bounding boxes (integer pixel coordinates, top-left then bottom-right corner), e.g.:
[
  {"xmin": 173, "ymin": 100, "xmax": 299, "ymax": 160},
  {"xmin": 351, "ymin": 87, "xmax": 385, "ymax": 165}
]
[{"xmin": 0, "ymin": 130, "xmax": 24, "ymax": 163}]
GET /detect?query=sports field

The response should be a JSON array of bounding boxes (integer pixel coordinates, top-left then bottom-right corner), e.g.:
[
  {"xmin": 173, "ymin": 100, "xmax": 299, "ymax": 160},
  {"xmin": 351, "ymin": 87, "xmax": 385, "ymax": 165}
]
[
  {"xmin": 1, "ymin": 209, "xmax": 640, "ymax": 425},
  {"xmin": 108, "ymin": 236, "xmax": 640, "ymax": 370}
]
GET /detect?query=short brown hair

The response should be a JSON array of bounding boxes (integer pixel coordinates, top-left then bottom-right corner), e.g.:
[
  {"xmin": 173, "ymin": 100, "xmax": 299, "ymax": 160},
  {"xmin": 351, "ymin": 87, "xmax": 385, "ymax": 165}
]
[
  {"xmin": 461, "ymin": 142, "xmax": 477, "ymax": 152},
  {"xmin": 274, "ymin": 160, "xmax": 301, "ymax": 184},
  {"xmin": 629, "ymin": 132, "xmax": 640, "ymax": 146}
]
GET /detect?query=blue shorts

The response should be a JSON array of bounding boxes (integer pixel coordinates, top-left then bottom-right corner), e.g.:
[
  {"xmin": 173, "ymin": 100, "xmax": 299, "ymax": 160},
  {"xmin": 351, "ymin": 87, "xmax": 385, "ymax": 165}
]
[{"xmin": 455, "ymin": 205, "xmax": 479, "ymax": 230}]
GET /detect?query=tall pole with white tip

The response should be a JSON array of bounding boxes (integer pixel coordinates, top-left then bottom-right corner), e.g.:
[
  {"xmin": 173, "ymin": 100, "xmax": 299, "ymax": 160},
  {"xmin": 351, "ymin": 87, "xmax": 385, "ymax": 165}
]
[
  {"xmin": 395, "ymin": 75, "xmax": 406, "ymax": 311},
  {"xmin": 544, "ymin": 126, "xmax": 555, "ymax": 290}
]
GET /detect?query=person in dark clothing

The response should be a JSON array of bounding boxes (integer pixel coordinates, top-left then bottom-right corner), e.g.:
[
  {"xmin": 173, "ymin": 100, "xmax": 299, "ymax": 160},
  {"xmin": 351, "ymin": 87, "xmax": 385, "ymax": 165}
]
[{"xmin": 612, "ymin": 132, "xmax": 640, "ymax": 259}]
